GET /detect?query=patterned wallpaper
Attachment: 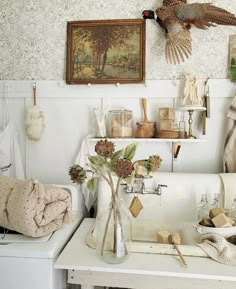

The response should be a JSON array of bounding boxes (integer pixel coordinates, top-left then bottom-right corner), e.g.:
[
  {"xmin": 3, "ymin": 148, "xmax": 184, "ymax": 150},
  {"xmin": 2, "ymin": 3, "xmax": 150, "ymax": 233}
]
[{"xmin": 1, "ymin": 0, "xmax": 236, "ymax": 80}]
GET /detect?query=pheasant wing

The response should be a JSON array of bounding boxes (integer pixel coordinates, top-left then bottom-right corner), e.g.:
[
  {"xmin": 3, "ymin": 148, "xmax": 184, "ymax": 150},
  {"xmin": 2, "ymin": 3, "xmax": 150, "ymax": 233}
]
[
  {"xmin": 165, "ymin": 22, "xmax": 192, "ymax": 64},
  {"xmin": 156, "ymin": 7, "xmax": 192, "ymax": 64},
  {"xmin": 175, "ymin": 3, "xmax": 236, "ymax": 29}
]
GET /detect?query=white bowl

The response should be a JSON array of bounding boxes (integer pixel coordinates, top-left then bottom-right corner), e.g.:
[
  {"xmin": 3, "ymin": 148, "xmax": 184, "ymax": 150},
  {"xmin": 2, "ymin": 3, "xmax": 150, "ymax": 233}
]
[{"xmin": 195, "ymin": 223, "xmax": 236, "ymax": 238}]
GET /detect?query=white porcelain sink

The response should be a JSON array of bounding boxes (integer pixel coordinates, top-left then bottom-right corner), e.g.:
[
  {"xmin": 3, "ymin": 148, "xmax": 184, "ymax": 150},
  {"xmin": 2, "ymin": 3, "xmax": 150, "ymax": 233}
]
[
  {"xmin": 130, "ymin": 219, "xmax": 208, "ymax": 257},
  {"xmin": 96, "ymin": 172, "xmax": 227, "ymax": 258}
]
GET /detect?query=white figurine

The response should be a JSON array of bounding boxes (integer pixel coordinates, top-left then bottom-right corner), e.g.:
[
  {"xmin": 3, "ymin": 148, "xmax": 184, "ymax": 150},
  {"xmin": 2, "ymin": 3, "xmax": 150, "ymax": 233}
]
[{"xmin": 181, "ymin": 74, "xmax": 203, "ymax": 107}]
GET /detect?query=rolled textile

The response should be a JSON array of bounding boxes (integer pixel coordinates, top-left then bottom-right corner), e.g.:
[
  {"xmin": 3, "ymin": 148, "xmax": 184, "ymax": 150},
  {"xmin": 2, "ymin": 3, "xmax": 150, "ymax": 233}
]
[
  {"xmin": 223, "ymin": 95, "xmax": 236, "ymax": 172},
  {"xmin": 0, "ymin": 176, "xmax": 72, "ymax": 237}
]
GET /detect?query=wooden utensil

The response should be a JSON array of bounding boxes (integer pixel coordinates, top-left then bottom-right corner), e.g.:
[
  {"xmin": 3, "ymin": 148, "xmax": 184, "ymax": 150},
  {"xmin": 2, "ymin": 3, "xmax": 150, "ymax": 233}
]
[
  {"xmin": 168, "ymin": 233, "xmax": 187, "ymax": 268},
  {"xmin": 135, "ymin": 98, "xmax": 156, "ymax": 138}
]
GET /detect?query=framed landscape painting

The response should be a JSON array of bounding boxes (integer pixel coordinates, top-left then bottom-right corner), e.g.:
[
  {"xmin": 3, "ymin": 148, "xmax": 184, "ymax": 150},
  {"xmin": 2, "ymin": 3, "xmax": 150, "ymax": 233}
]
[{"xmin": 66, "ymin": 19, "xmax": 145, "ymax": 84}]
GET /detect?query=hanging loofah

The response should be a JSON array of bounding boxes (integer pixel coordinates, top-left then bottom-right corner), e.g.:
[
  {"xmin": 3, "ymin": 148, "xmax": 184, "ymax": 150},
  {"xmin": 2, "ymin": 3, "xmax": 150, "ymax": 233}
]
[{"xmin": 25, "ymin": 82, "xmax": 45, "ymax": 141}]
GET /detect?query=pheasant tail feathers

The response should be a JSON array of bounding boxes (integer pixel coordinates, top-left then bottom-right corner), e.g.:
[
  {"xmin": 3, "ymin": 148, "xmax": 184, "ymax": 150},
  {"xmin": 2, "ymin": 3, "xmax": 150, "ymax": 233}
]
[{"xmin": 204, "ymin": 4, "xmax": 236, "ymax": 26}]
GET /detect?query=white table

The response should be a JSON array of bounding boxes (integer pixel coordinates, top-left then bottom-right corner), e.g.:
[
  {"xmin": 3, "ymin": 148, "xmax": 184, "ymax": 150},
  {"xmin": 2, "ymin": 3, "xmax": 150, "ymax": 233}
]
[{"xmin": 55, "ymin": 218, "xmax": 236, "ymax": 289}]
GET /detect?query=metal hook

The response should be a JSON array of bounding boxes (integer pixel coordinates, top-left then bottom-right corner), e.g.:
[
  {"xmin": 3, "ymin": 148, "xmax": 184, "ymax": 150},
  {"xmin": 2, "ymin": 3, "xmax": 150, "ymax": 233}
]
[{"xmin": 33, "ymin": 81, "xmax": 37, "ymax": 106}]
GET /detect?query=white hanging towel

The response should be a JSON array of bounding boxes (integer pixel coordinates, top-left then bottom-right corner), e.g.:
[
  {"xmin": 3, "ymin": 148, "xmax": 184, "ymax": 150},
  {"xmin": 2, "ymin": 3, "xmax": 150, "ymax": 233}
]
[
  {"xmin": 223, "ymin": 95, "xmax": 236, "ymax": 173},
  {"xmin": 0, "ymin": 85, "xmax": 25, "ymax": 179}
]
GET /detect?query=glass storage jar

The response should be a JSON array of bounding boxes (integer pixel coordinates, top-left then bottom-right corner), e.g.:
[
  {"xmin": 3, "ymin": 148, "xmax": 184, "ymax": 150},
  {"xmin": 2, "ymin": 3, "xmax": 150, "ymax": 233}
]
[{"xmin": 109, "ymin": 110, "xmax": 133, "ymax": 138}]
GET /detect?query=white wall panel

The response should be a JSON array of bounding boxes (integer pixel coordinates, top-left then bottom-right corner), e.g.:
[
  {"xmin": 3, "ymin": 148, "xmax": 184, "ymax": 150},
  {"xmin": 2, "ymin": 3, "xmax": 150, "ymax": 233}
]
[
  {"xmin": 174, "ymin": 97, "xmax": 233, "ymax": 173},
  {"xmin": 0, "ymin": 79, "xmax": 235, "ymax": 184},
  {"xmin": 26, "ymin": 97, "xmax": 101, "ymax": 183}
]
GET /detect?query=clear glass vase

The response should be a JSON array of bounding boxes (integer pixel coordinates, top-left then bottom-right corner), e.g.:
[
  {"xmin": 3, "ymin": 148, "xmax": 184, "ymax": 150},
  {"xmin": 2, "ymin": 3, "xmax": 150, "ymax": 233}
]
[{"xmin": 96, "ymin": 197, "xmax": 131, "ymax": 264}]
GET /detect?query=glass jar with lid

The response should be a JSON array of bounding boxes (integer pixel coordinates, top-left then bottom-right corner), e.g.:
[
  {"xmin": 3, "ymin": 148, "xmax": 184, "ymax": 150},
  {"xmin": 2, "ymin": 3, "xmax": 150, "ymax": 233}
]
[{"xmin": 108, "ymin": 110, "xmax": 133, "ymax": 138}]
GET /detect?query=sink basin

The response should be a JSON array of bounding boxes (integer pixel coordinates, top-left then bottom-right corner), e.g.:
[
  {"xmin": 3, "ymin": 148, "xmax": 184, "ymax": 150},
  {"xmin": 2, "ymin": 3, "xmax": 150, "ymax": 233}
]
[
  {"xmin": 86, "ymin": 219, "xmax": 208, "ymax": 257},
  {"xmin": 130, "ymin": 219, "xmax": 208, "ymax": 257}
]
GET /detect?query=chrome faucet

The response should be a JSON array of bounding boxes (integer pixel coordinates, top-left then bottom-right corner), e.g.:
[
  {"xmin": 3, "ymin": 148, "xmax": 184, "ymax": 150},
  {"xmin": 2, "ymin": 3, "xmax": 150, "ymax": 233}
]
[{"xmin": 123, "ymin": 176, "xmax": 167, "ymax": 195}]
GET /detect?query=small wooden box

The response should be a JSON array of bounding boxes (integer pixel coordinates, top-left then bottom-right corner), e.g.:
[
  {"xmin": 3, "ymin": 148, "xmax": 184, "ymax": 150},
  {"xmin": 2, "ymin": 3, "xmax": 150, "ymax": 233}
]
[
  {"xmin": 156, "ymin": 130, "xmax": 179, "ymax": 139},
  {"xmin": 159, "ymin": 119, "xmax": 174, "ymax": 131},
  {"xmin": 159, "ymin": 107, "xmax": 175, "ymax": 120}
]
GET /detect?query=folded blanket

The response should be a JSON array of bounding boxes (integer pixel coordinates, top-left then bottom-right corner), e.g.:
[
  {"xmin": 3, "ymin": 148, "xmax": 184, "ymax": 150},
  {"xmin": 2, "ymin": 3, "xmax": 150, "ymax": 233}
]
[
  {"xmin": 0, "ymin": 176, "xmax": 72, "ymax": 237},
  {"xmin": 197, "ymin": 233, "xmax": 236, "ymax": 266}
]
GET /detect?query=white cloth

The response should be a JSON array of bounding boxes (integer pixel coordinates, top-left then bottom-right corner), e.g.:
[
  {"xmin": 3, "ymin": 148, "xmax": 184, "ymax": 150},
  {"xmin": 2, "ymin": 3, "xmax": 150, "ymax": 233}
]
[
  {"xmin": 223, "ymin": 95, "xmax": 236, "ymax": 172},
  {"xmin": 74, "ymin": 137, "xmax": 95, "ymax": 211},
  {"xmin": 0, "ymin": 85, "xmax": 25, "ymax": 179},
  {"xmin": 219, "ymin": 173, "xmax": 236, "ymax": 210},
  {"xmin": 197, "ymin": 234, "xmax": 236, "ymax": 266}
]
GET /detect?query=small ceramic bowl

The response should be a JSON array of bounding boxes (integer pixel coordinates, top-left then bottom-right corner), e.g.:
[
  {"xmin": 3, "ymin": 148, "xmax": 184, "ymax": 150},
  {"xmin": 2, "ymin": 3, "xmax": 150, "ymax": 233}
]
[{"xmin": 194, "ymin": 223, "xmax": 236, "ymax": 238}]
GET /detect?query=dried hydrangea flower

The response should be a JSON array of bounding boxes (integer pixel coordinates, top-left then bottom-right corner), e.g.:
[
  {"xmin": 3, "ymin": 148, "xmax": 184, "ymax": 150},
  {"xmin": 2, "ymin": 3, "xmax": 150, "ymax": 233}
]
[
  {"xmin": 68, "ymin": 164, "xmax": 86, "ymax": 184},
  {"xmin": 146, "ymin": 155, "xmax": 162, "ymax": 172},
  {"xmin": 115, "ymin": 159, "xmax": 133, "ymax": 178},
  {"xmin": 95, "ymin": 139, "xmax": 115, "ymax": 157}
]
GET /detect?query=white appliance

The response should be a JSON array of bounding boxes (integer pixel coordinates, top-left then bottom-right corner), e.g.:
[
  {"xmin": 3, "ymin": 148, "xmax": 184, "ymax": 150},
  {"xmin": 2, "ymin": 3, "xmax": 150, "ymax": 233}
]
[{"xmin": 0, "ymin": 184, "xmax": 85, "ymax": 289}]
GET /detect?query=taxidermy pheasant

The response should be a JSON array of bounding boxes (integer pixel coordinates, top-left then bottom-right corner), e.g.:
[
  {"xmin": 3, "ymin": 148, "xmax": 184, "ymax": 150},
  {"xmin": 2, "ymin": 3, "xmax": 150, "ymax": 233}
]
[{"xmin": 143, "ymin": 0, "xmax": 236, "ymax": 64}]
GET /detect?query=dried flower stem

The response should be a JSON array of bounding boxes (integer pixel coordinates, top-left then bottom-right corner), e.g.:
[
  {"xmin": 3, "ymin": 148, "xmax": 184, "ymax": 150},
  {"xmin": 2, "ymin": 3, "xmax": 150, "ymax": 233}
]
[
  {"xmin": 100, "ymin": 170, "xmax": 116, "ymax": 256},
  {"xmin": 115, "ymin": 177, "xmax": 128, "ymax": 255},
  {"xmin": 100, "ymin": 172, "xmax": 127, "ymax": 257},
  {"xmin": 133, "ymin": 159, "xmax": 148, "ymax": 166},
  {"xmin": 100, "ymin": 202, "xmax": 113, "ymax": 256}
]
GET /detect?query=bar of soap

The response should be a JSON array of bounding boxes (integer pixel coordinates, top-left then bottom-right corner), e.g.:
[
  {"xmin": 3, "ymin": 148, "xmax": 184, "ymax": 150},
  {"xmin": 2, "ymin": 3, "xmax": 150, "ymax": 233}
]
[
  {"xmin": 156, "ymin": 231, "xmax": 170, "ymax": 244},
  {"xmin": 209, "ymin": 208, "xmax": 224, "ymax": 219},
  {"xmin": 199, "ymin": 218, "xmax": 214, "ymax": 227},
  {"xmin": 212, "ymin": 213, "xmax": 232, "ymax": 228}
]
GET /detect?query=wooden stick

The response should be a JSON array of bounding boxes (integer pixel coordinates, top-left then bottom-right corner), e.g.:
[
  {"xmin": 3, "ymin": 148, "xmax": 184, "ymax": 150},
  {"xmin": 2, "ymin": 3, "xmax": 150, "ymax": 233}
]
[
  {"xmin": 142, "ymin": 98, "xmax": 148, "ymax": 122},
  {"xmin": 168, "ymin": 233, "xmax": 187, "ymax": 268},
  {"xmin": 173, "ymin": 243, "xmax": 187, "ymax": 268}
]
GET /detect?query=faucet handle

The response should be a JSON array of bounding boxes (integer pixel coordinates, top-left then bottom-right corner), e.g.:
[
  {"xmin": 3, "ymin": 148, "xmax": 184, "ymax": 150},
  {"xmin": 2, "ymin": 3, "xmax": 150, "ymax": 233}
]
[{"xmin": 155, "ymin": 184, "xmax": 168, "ymax": 196}]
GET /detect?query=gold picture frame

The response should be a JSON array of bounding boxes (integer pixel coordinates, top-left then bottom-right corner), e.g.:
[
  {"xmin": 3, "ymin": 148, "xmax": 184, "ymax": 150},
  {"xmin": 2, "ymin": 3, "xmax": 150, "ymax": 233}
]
[{"xmin": 66, "ymin": 19, "xmax": 145, "ymax": 84}]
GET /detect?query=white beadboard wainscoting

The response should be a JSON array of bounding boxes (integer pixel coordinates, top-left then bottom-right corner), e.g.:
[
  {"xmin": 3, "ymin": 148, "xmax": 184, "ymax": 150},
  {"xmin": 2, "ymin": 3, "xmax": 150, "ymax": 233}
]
[{"xmin": 0, "ymin": 79, "xmax": 235, "ymax": 185}]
